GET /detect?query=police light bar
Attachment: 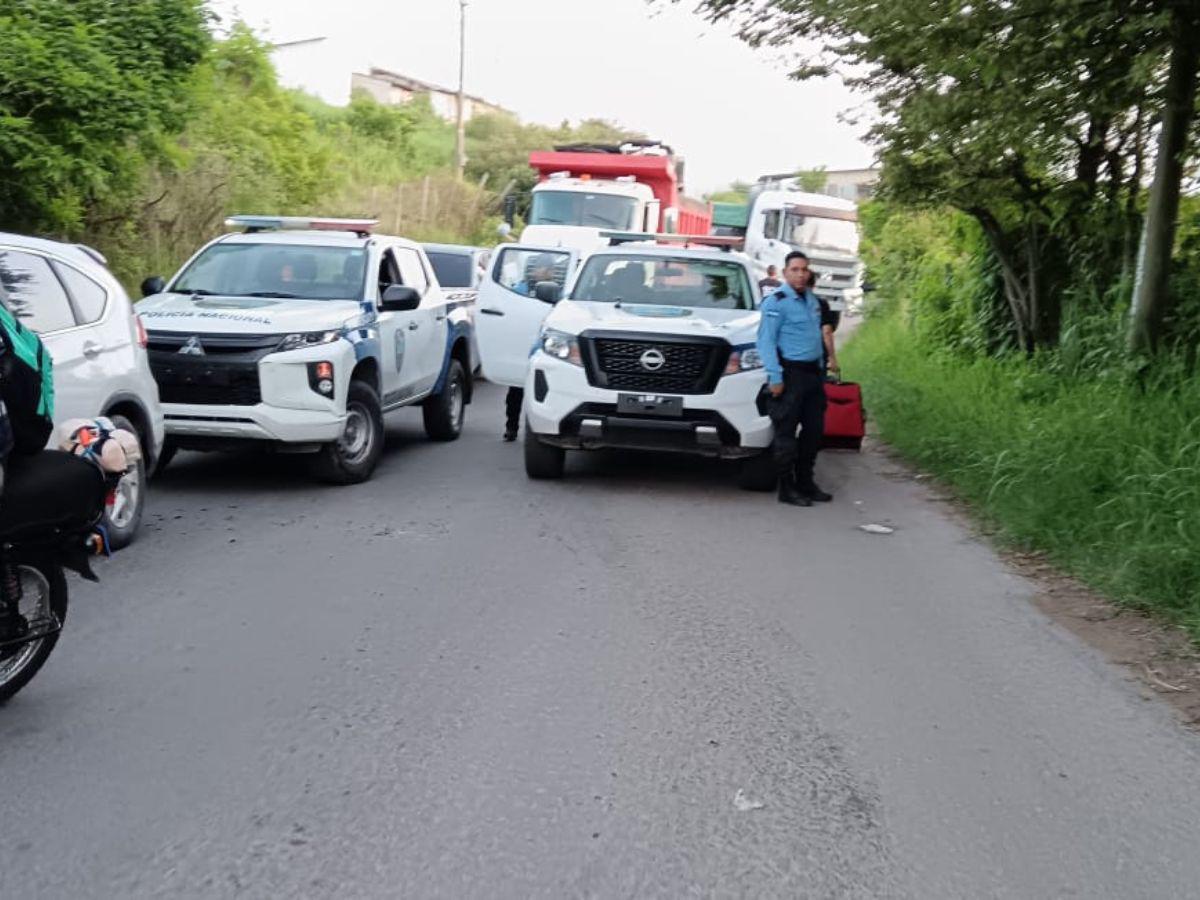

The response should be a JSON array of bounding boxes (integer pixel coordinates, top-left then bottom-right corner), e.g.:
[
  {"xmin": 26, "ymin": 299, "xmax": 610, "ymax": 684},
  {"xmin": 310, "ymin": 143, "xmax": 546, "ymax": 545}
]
[
  {"xmin": 225, "ymin": 215, "xmax": 379, "ymax": 236},
  {"xmin": 600, "ymin": 231, "xmax": 745, "ymax": 251}
]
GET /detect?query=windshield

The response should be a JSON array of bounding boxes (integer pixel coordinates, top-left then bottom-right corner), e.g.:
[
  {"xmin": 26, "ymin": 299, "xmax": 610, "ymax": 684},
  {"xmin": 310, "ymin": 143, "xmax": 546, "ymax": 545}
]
[
  {"xmin": 782, "ymin": 211, "xmax": 860, "ymax": 254},
  {"xmin": 426, "ymin": 251, "xmax": 474, "ymax": 288},
  {"xmin": 572, "ymin": 254, "xmax": 755, "ymax": 310},
  {"xmin": 529, "ymin": 191, "xmax": 638, "ymax": 230},
  {"xmin": 172, "ymin": 243, "xmax": 368, "ymax": 301}
]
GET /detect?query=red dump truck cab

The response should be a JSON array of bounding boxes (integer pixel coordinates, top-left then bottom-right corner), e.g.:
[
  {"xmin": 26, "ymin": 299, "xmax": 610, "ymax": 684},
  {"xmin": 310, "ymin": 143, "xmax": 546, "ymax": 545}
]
[{"xmin": 522, "ymin": 142, "xmax": 712, "ymax": 251}]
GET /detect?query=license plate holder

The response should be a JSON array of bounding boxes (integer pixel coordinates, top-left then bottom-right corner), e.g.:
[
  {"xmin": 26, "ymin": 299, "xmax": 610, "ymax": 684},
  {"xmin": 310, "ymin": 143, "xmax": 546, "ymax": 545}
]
[{"xmin": 617, "ymin": 393, "xmax": 684, "ymax": 417}]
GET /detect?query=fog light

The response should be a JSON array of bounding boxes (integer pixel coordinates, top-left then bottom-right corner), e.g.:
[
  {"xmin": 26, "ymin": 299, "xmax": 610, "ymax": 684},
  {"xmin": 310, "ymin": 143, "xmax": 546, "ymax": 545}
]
[{"xmin": 308, "ymin": 361, "xmax": 335, "ymax": 398}]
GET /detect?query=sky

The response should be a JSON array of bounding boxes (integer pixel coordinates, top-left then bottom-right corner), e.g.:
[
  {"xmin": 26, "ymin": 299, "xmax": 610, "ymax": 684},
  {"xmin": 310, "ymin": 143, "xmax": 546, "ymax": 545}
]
[{"xmin": 207, "ymin": 0, "xmax": 876, "ymax": 195}]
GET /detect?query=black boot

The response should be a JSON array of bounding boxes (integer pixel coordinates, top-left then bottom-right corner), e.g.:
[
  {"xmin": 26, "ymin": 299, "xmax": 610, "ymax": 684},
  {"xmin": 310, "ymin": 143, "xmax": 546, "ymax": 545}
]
[
  {"xmin": 777, "ymin": 472, "xmax": 813, "ymax": 507},
  {"xmin": 503, "ymin": 424, "xmax": 518, "ymax": 442},
  {"xmin": 800, "ymin": 482, "xmax": 833, "ymax": 502}
]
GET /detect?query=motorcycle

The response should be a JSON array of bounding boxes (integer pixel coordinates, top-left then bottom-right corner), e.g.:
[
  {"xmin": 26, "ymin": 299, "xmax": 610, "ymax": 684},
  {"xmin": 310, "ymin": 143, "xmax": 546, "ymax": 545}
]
[{"xmin": 0, "ymin": 421, "xmax": 136, "ymax": 703}]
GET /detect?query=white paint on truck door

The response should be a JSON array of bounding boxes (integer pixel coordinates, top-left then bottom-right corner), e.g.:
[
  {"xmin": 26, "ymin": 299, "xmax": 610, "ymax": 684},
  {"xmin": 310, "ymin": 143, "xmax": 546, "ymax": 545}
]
[
  {"xmin": 394, "ymin": 247, "xmax": 444, "ymax": 396},
  {"xmin": 475, "ymin": 245, "xmax": 577, "ymax": 388}
]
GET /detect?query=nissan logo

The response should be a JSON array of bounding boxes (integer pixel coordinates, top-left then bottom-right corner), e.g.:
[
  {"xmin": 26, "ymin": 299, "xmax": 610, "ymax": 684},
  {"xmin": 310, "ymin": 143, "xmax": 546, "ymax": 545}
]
[{"xmin": 639, "ymin": 348, "xmax": 666, "ymax": 372}]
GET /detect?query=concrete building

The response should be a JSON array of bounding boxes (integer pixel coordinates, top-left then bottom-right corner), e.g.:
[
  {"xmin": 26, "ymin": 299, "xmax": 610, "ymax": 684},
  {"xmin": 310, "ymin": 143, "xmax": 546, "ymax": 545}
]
[
  {"xmin": 821, "ymin": 168, "xmax": 881, "ymax": 202},
  {"xmin": 350, "ymin": 67, "xmax": 511, "ymax": 122}
]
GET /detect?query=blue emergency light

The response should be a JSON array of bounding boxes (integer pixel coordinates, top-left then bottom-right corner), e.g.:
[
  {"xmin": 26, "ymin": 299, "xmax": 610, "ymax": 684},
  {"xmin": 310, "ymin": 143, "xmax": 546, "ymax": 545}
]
[{"xmin": 225, "ymin": 216, "xmax": 379, "ymax": 237}]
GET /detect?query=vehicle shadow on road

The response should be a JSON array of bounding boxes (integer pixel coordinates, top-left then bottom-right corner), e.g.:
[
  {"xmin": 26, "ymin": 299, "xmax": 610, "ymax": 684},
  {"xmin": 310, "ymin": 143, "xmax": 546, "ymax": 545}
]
[
  {"xmin": 562, "ymin": 449, "xmax": 744, "ymax": 494},
  {"xmin": 151, "ymin": 418, "xmax": 434, "ymax": 495}
]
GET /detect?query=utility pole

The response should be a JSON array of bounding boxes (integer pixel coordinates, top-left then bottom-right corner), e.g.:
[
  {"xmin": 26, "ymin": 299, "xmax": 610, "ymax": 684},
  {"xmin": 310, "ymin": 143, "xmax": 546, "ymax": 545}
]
[{"xmin": 455, "ymin": 0, "xmax": 468, "ymax": 179}]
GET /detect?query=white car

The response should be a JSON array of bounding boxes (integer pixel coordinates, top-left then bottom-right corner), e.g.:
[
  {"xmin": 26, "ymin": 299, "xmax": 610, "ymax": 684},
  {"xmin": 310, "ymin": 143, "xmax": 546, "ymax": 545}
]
[
  {"xmin": 0, "ymin": 233, "xmax": 165, "ymax": 548},
  {"xmin": 474, "ymin": 237, "xmax": 775, "ymax": 487},
  {"xmin": 138, "ymin": 216, "xmax": 475, "ymax": 484}
]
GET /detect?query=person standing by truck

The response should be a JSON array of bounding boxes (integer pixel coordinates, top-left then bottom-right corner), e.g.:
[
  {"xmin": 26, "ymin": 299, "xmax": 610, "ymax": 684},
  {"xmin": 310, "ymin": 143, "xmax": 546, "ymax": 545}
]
[
  {"xmin": 758, "ymin": 264, "xmax": 782, "ymax": 296},
  {"xmin": 757, "ymin": 251, "xmax": 839, "ymax": 507}
]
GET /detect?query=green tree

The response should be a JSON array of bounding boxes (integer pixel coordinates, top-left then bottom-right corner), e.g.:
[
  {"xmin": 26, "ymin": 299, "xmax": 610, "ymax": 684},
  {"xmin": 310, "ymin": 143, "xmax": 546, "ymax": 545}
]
[
  {"xmin": 0, "ymin": 0, "xmax": 210, "ymax": 234},
  {"xmin": 794, "ymin": 167, "xmax": 826, "ymax": 193},
  {"xmin": 689, "ymin": 0, "xmax": 1178, "ymax": 353}
]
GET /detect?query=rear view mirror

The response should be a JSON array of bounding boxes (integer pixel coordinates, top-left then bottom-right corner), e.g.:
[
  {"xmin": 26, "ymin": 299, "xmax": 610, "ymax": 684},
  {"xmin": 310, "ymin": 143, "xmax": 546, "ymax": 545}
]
[
  {"xmin": 534, "ymin": 281, "xmax": 562, "ymax": 304},
  {"xmin": 380, "ymin": 284, "xmax": 421, "ymax": 312},
  {"xmin": 141, "ymin": 276, "xmax": 166, "ymax": 298}
]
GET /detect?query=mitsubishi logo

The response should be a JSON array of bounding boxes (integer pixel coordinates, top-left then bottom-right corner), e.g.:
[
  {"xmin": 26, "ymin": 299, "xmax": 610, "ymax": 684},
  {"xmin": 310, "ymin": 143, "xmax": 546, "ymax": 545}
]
[
  {"xmin": 639, "ymin": 348, "xmax": 666, "ymax": 372},
  {"xmin": 178, "ymin": 336, "xmax": 205, "ymax": 356}
]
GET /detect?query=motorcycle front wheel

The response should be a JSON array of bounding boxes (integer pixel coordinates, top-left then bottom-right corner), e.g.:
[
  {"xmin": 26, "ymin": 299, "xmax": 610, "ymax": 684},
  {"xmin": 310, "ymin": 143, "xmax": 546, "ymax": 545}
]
[{"xmin": 0, "ymin": 559, "xmax": 68, "ymax": 704}]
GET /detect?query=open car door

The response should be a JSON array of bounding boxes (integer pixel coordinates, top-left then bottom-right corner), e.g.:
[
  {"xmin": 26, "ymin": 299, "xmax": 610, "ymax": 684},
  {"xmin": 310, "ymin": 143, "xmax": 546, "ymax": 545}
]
[{"xmin": 475, "ymin": 244, "xmax": 579, "ymax": 387}]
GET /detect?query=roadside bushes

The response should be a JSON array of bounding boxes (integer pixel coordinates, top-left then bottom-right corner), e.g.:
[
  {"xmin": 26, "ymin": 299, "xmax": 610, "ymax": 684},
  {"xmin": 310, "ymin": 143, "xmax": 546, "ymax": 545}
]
[{"xmin": 843, "ymin": 314, "xmax": 1200, "ymax": 637}]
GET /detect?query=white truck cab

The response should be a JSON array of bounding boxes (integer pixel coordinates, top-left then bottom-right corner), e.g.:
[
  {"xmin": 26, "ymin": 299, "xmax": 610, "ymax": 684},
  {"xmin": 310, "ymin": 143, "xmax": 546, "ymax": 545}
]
[
  {"xmin": 138, "ymin": 216, "xmax": 475, "ymax": 484},
  {"xmin": 477, "ymin": 236, "xmax": 776, "ymax": 488},
  {"xmin": 522, "ymin": 175, "xmax": 659, "ymax": 253},
  {"xmin": 744, "ymin": 184, "xmax": 863, "ymax": 327}
]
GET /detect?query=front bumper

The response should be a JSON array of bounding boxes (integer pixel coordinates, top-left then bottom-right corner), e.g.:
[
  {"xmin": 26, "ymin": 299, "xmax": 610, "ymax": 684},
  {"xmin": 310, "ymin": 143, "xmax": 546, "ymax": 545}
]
[
  {"xmin": 156, "ymin": 342, "xmax": 355, "ymax": 446},
  {"xmin": 163, "ymin": 403, "xmax": 347, "ymax": 444},
  {"xmin": 524, "ymin": 352, "xmax": 773, "ymax": 458}
]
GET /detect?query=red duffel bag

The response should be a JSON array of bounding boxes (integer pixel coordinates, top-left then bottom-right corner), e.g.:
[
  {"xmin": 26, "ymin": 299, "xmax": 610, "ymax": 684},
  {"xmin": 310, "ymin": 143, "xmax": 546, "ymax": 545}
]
[{"xmin": 823, "ymin": 379, "xmax": 865, "ymax": 450}]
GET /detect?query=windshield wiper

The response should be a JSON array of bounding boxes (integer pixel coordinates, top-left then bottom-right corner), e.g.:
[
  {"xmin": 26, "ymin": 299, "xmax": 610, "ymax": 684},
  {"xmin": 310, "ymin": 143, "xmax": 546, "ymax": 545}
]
[
  {"xmin": 244, "ymin": 291, "xmax": 302, "ymax": 299},
  {"xmin": 169, "ymin": 288, "xmax": 216, "ymax": 296}
]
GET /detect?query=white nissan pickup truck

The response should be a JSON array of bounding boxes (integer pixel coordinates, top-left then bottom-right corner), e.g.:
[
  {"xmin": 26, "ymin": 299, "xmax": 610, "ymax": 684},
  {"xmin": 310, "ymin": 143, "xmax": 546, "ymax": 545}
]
[
  {"xmin": 474, "ymin": 234, "xmax": 776, "ymax": 488},
  {"xmin": 137, "ymin": 216, "xmax": 474, "ymax": 484}
]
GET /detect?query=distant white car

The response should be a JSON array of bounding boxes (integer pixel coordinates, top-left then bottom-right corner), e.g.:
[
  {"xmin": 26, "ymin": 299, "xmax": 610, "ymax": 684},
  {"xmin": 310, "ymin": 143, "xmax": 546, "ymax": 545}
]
[{"xmin": 0, "ymin": 233, "xmax": 165, "ymax": 548}]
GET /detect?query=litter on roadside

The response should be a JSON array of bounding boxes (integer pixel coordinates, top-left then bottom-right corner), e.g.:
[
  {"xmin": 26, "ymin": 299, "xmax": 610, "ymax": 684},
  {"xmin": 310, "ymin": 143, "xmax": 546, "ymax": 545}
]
[
  {"xmin": 733, "ymin": 789, "xmax": 766, "ymax": 812},
  {"xmin": 859, "ymin": 523, "xmax": 895, "ymax": 535}
]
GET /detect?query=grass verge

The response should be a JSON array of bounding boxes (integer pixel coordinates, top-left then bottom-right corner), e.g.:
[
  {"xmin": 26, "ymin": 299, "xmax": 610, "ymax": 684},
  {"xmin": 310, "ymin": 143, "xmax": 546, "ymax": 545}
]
[{"xmin": 841, "ymin": 314, "xmax": 1200, "ymax": 638}]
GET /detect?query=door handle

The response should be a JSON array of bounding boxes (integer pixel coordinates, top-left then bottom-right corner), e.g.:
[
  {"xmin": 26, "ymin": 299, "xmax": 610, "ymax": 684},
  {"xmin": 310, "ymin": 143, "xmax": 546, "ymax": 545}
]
[
  {"xmin": 435, "ymin": 314, "xmax": 447, "ymax": 321},
  {"xmin": 82, "ymin": 341, "xmax": 103, "ymax": 358},
  {"xmin": 480, "ymin": 308, "xmax": 504, "ymax": 316},
  {"xmin": 408, "ymin": 321, "xmax": 420, "ymax": 331}
]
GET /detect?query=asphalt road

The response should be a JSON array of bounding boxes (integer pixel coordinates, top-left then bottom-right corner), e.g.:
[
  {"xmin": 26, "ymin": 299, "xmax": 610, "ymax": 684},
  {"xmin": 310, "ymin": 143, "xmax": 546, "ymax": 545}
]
[{"xmin": 2, "ymin": 379, "xmax": 1199, "ymax": 898}]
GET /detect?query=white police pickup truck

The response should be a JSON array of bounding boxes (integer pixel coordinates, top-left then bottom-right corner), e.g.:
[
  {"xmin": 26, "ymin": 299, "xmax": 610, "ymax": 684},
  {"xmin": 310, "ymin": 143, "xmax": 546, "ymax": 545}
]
[
  {"xmin": 475, "ymin": 234, "xmax": 776, "ymax": 488},
  {"xmin": 137, "ymin": 217, "xmax": 474, "ymax": 483}
]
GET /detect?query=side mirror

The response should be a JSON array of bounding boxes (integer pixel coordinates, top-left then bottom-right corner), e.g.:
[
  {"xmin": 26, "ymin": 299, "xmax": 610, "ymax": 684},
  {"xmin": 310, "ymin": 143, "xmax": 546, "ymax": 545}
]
[
  {"xmin": 380, "ymin": 284, "xmax": 421, "ymax": 312},
  {"xmin": 534, "ymin": 281, "xmax": 562, "ymax": 304},
  {"xmin": 862, "ymin": 281, "xmax": 877, "ymax": 293},
  {"xmin": 141, "ymin": 276, "xmax": 166, "ymax": 298}
]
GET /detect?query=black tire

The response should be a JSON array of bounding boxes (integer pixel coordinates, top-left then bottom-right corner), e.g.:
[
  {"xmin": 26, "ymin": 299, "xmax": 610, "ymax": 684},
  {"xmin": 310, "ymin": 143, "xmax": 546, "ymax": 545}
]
[
  {"xmin": 313, "ymin": 380, "xmax": 384, "ymax": 485},
  {"xmin": 738, "ymin": 451, "xmax": 777, "ymax": 492},
  {"xmin": 102, "ymin": 414, "xmax": 146, "ymax": 550},
  {"xmin": 524, "ymin": 425, "xmax": 565, "ymax": 480},
  {"xmin": 423, "ymin": 358, "xmax": 467, "ymax": 441},
  {"xmin": 0, "ymin": 558, "xmax": 68, "ymax": 705},
  {"xmin": 152, "ymin": 438, "xmax": 178, "ymax": 477}
]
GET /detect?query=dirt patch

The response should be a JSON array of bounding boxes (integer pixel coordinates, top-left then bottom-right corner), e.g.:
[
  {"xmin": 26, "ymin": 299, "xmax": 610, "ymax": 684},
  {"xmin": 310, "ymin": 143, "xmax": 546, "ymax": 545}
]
[{"xmin": 869, "ymin": 440, "xmax": 1200, "ymax": 729}]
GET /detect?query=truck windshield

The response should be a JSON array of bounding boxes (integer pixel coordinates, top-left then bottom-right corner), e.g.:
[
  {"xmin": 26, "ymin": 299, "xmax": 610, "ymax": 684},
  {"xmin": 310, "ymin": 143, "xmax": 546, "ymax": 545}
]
[
  {"xmin": 426, "ymin": 251, "xmax": 474, "ymax": 288},
  {"xmin": 782, "ymin": 212, "xmax": 860, "ymax": 254},
  {"xmin": 172, "ymin": 243, "xmax": 368, "ymax": 301},
  {"xmin": 572, "ymin": 255, "xmax": 755, "ymax": 311},
  {"xmin": 529, "ymin": 191, "xmax": 638, "ymax": 230}
]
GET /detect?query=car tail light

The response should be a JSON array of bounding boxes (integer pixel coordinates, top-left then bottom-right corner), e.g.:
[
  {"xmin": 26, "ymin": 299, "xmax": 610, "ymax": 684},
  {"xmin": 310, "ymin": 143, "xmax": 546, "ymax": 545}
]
[{"xmin": 134, "ymin": 314, "xmax": 148, "ymax": 349}]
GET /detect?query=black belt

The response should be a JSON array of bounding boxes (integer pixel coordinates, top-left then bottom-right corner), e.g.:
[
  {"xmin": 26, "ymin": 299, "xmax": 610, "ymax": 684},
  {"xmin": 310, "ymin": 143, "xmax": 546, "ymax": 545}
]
[{"xmin": 781, "ymin": 358, "xmax": 821, "ymax": 372}]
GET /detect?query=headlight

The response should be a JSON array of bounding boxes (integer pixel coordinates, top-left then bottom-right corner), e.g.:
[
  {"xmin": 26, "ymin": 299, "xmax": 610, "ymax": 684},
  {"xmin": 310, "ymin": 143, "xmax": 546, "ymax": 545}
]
[
  {"xmin": 277, "ymin": 330, "xmax": 341, "ymax": 352},
  {"xmin": 540, "ymin": 328, "xmax": 582, "ymax": 366},
  {"xmin": 724, "ymin": 346, "xmax": 764, "ymax": 375}
]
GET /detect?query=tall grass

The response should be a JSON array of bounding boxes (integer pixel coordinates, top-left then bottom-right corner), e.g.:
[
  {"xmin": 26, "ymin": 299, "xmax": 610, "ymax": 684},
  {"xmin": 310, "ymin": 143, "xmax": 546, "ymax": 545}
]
[{"xmin": 843, "ymin": 313, "xmax": 1200, "ymax": 636}]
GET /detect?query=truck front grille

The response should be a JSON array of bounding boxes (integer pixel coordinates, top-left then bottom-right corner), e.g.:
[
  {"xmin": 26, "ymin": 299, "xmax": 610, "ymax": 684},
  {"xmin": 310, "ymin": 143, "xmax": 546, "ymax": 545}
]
[
  {"xmin": 149, "ymin": 355, "xmax": 262, "ymax": 406},
  {"xmin": 582, "ymin": 334, "xmax": 728, "ymax": 395}
]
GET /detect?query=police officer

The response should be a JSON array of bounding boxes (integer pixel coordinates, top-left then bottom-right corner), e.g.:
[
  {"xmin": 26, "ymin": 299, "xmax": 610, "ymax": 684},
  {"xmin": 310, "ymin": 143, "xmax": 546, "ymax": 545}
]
[{"xmin": 756, "ymin": 251, "xmax": 839, "ymax": 507}]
